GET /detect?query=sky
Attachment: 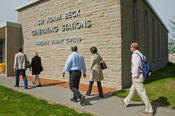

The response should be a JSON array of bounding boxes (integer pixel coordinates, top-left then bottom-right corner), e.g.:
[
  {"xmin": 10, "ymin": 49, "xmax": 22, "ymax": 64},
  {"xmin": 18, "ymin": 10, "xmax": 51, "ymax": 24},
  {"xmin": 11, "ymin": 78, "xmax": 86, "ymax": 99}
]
[
  {"xmin": 0, "ymin": 0, "xmax": 28, "ymax": 23},
  {"xmin": 147, "ymin": 0, "xmax": 175, "ymax": 34},
  {"xmin": 0, "ymin": 0, "xmax": 175, "ymax": 35}
]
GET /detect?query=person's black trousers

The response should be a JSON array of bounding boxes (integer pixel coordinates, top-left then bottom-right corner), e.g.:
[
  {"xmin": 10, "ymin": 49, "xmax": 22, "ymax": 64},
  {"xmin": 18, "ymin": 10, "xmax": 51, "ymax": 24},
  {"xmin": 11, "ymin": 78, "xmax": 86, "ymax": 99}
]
[{"xmin": 69, "ymin": 70, "xmax": 82, "ymax": 99}]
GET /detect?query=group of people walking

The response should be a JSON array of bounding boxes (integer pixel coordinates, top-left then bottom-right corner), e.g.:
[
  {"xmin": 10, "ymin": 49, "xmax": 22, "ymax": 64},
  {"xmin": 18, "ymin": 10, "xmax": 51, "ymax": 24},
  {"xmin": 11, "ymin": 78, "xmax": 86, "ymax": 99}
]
[
  {"xmin": 63, "ymin": 46, "xmax": 105, "ymax": 106},
  {"xmin": 14, "ymin": 48, "xmax": 42, "ymax": 89},
  {"xmin": 13, "ymin": 42, "xmax": 153, "ymax": 115},
  {"xmin": 13, "ymin": 46, "xmax": 105, "ymax": 106}
]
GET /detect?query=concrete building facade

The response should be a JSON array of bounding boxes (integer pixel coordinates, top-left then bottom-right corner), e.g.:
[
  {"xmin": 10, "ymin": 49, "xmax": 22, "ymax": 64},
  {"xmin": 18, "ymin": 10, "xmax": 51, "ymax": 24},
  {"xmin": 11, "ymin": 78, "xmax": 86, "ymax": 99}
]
[
  {"xmin": 15, "ymin": 0, "xmax": 168, "ymax": 89},
  {"xmin": 0, "ymin": 22, "xmax": 21, "ymax": 76}
]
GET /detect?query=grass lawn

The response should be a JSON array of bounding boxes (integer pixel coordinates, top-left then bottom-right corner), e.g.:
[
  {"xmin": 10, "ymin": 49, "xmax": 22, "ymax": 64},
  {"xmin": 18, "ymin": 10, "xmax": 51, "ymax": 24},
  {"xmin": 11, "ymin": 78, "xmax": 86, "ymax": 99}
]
[
  {"xmin": 0, "ymin": 86, "xmax": 92, "ymax": 116},
  {"xmin": 114, "ymin": 62, "xmax": 175, "ymax": 109}
]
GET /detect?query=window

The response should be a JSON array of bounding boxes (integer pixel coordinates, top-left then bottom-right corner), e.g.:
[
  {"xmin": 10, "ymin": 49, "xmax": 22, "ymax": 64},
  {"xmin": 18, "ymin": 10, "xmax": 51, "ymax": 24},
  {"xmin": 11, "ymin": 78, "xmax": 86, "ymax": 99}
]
[
  {"xmin": 133, "ymin": 0, "xmax": 137, "ymax": 41},
  {"xmin": 157, "ymin": 23, "xmax": 160, "ymax": 59},
  {"xmin": 144, "ymin": 10, "xmax": 149, "ymax": 60},
  {"xmin": 152, "ymin": 18, "xmax": 155, "ymax": 61},
  {"xmin": 0, "ymin": 40, "xmax": 5, "ymax": 63},
  {"xmin": 161, "ymin": 28, "xmax": 164, "ymax": 58},
  {"xmin": 155, "ymin": 22, "xmax": 159, "ymax": 59}
]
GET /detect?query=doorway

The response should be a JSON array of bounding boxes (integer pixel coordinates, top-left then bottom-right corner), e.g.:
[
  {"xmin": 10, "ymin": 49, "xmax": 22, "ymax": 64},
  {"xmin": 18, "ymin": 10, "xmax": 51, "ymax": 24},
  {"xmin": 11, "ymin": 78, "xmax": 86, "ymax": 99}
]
[{"xmin": 0, "ymin": 39, "xmax": 5, "ymax": 63}]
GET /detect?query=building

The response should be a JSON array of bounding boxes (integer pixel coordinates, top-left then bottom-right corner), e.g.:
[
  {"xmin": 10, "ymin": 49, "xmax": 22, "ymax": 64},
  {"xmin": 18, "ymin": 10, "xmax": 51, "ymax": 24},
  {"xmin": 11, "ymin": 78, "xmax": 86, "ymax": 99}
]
[
  {"xmin": 0, "ymin": 22, "xmax": 21, "ymax": 76},
  {"xmin": 14, "ymin": 0, "xmax": 168, "ymax": 89}
]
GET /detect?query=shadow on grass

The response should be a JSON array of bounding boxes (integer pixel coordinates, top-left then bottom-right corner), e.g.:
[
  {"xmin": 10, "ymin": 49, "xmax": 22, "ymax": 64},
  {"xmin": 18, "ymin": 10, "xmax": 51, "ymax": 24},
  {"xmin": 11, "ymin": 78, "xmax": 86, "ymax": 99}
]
[
  {"xmin": 113, "ymin": 62, "xmax": 175, "ymax": 114},
  {"xmin": 151, "ymin": 97, "xmax": 170, "ymax": 115},
  {"xmin": 144, "ymin": 62, "xmax": 175, "ymax": 84},
  {"xmin": 152, "ymin": 96, "xmax": 170, "ymax": 107}
]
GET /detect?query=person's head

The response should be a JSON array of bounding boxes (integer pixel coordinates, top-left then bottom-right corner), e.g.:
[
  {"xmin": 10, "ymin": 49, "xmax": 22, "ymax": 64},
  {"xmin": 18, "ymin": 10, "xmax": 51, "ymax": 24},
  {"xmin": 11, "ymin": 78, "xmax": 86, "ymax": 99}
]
[
  {"xmin": 71, "ymin": 46, "xmax": 78, "ymax": 52},
  {"xmin": 130, "ymin": 42, "xmax": 139, "ymax": 52},
  {"xmin": 90, "ymin": 46, "xmax": 97, "ymax": 54},
  {"xmin": 33, "ymin": 52, "xmax": 38, "ymax": 56},
  {"xmin": 19, "ymin": 48, "xmax": 23, "ymax": 53}
]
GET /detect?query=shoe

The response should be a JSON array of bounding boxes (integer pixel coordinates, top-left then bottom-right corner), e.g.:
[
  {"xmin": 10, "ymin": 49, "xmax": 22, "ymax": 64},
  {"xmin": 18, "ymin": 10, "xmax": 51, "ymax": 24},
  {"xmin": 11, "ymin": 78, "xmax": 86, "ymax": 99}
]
[
  {"xmin": 37, "ymin": 84, "xmax": 41, "ymax": 87},
  {"xmin": 70, "ymin": 98, "xmax": 78, "ymax": 102},
  {"xmin": 99, "ymin": 95, "xmax": 104, "ymax": 98},
  {"xmin": 80, "ymin": 95, "xmax": 85, "ymax": 106},
  {"xmin": 32, "ymin": 81, "xmax": 36, "ymax": 84},
  {"xmin": 120, "ymin": 99, "xmax": 128, "ymax": 107},
  {"xmin": 24, "ymin": 86, "xmax": 28, "ymax": 89},
  {"xmin": 86, "ymin": 92, "xmax": 90, "ymax": 96},
  {"xmin": 14, "ymin": 85, "xmax": 19, "ymax": 87},
  {"xmin": 141, "ymin": 111, "xmax": 153, "ymax": 116}
]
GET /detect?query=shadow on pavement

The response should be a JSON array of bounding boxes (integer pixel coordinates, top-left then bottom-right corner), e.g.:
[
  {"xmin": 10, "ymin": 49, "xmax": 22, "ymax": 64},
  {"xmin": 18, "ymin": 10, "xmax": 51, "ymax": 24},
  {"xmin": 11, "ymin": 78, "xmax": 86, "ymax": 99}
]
[
  {"xmin": 85, "ymin": 92, "xmax": 113, "ymax": 105},
  {"xmin": 25, "ymin": 82, "xmax": 66, "ymax": 89}
]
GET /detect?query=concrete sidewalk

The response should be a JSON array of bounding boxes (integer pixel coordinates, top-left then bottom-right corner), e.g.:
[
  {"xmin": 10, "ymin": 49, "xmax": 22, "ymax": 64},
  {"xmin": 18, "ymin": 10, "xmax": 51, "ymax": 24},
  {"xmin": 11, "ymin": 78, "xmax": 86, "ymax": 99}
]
[{"xmin": 0, "ymin": 75, "xmax": 174, "ymax": 116}]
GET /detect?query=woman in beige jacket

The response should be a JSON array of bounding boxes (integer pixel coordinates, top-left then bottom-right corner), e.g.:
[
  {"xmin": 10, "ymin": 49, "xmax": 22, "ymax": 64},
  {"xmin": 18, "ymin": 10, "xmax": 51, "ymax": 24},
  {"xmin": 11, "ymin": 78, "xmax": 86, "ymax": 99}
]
[{"xmin": 86, "ymin": 46, "xmax": 104, "ymax": 97}]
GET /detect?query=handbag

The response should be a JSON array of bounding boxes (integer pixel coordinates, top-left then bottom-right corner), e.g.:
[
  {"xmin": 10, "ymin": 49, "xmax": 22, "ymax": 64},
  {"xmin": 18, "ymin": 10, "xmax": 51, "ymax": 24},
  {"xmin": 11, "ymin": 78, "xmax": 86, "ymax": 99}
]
[
  {"xmin": 100, "ymin": 61, "xmax": 107, "ymax": 70},
  {"xmin": 25, "ymin": 54, "xmax": 31, "ymax": 68},
  {"xmin": 40, "ymin": 65, "xmax": 44, "ymax": 72},
  {"xmin": 25, "ymin": 61, "xmax": 31, "ymax": 68},
  {"xmin": 97, "ymin": 53, "xmax": 107, "ymax": 70}
]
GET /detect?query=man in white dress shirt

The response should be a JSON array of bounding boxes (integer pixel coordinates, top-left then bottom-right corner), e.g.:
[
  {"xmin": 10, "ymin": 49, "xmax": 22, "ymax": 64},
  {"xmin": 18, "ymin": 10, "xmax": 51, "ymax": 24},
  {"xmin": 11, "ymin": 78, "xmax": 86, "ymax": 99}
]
[
  {"xmin": 121, "ymin": 42, "xmax": 153, "ymax": 116},
  {"xmin": 63, "ymin": 46, "xmax": 86, "ymax": 106}
]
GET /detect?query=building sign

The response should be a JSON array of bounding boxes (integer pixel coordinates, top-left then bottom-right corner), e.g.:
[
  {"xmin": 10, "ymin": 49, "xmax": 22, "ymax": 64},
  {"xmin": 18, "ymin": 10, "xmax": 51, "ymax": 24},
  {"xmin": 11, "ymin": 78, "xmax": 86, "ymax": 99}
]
[
  {"xmin": 32, "ymin": 9, "xmax": 91, "ymax": 37},
  {"xmin": 36, "ymin": 37, "xmax": 82, "ymax": 46}
]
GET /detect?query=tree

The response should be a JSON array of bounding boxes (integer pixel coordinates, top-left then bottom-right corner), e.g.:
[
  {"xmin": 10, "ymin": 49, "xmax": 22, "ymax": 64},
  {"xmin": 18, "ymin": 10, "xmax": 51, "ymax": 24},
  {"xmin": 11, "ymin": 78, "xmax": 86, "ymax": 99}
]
[
  {"xmin": 168, "ymin": 17, "xmax": 175, "ymax": 52},
  {"xmin": 169, "ymin": 17, "xmax": 175, "ymax": 39}
]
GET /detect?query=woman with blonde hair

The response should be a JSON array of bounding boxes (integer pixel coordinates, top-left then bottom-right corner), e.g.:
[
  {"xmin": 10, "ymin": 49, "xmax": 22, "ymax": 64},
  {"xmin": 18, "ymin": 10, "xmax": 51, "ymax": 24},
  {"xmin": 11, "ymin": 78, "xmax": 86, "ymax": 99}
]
[{"xmin": 31, "ymin": 52, "xmax": 42, "ymax": 86}]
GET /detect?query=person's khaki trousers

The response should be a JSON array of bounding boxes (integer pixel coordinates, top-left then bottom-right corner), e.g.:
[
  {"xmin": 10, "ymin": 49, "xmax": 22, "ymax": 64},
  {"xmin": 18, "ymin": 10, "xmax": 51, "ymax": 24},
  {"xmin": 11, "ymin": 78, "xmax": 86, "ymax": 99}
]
[
  {"xmin": 35, "ymin": 74, "xmax": 41, "ymax": 84},
  {"xmin": 124, "ymin": 74, "xmax": 153, "ymax": 113}
]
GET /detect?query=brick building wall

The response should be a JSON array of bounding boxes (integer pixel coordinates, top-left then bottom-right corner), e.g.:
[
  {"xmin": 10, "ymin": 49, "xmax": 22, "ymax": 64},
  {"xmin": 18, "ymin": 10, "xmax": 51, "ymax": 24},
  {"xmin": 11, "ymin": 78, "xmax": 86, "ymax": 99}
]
[
  {"xmin": 16, "ymin": 0, "xmax": 168, "ymax": 89},
  {"xmin": 18, "ymin": 0, "xmax": 122, "ymax": 89}
]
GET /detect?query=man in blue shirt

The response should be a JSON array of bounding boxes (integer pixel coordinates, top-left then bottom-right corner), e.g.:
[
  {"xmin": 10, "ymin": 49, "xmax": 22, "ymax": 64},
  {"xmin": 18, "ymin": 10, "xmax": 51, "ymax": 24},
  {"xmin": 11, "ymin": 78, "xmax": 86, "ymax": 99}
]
[{"xmin": 63, "ymin": 46, "xmax": 86, "ymax": 106}]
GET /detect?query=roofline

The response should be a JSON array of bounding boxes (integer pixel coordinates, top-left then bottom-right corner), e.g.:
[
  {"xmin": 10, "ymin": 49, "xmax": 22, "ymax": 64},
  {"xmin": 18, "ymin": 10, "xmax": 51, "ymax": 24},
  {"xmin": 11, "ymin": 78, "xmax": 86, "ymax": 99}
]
[
  {"xmin": 144, "ymin": 0, "xmax": 169, "ymax": 32},
  {"xmin": 0, "ymin": 22, "xmax": 21, "ymax": 29},
  {"xmin": 15, "ymin": 0, "xmax": 44, "ymax": 11},
  {"xmin": 15, "ymin": 0, "xmax": 168, "ymax": 32}
]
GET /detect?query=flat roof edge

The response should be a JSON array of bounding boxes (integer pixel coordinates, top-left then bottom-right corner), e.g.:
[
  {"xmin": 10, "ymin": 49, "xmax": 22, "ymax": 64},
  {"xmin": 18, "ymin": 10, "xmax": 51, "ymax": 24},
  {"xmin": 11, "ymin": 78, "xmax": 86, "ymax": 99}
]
[
  {"xmin": 0, "ymin": 23, "xmax": 6, "ymax": 29},
  {"xmin": 15, "ymin": 0, "xmax": 168, "ymax": 31},
  {"xmin": 15, "ymin": 0, "xmax": 44, "ymax": 11},
  {"xmin": 144, "ymin": 0, "xmax": 169, "ymax": 32},
  {"xmin": 0, "ymin": 22, "xmax": 21, "ymax": 28}
]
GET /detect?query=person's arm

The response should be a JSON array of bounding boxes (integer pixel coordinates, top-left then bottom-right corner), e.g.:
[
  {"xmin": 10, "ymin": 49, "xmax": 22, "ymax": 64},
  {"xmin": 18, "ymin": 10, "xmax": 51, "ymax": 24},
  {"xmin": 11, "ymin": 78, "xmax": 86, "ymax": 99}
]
[
  {"xmin": 62, "ymin": 56, "xmax": 72, "ymax": 77},
  {"xmin": 131, "ymin": 54, "xmax": 141, "ymax": 78},
  {"xmin": 81, "ymin": 56, "xmax": 86, "ymax": 77},
  {"xmin": 90, "ymin": 56, "xmax": 95, "ymax": 70},
  {"xmin": 14, "ymin": 54, "xmax": 17, "ymax": 72},
  {"xmin": 30, "ymin": 58, "xmax": 34, "ymax": 71}
]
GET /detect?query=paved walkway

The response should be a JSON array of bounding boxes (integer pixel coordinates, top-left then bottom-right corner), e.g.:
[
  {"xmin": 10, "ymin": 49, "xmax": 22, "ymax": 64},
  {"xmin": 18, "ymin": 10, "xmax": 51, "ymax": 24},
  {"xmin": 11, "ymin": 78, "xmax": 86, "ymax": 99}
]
[
  {"xmin": 0, "ymin": 75, "xmax": 175, "ymax": 116},
  {"xmin": 10, "ymin": 75, "xmax": 116, "ymax": 95}
]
